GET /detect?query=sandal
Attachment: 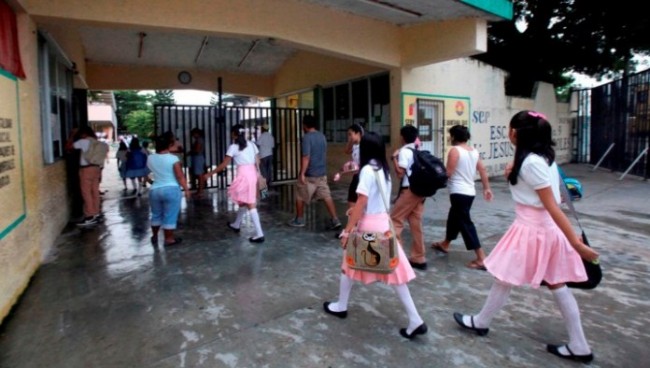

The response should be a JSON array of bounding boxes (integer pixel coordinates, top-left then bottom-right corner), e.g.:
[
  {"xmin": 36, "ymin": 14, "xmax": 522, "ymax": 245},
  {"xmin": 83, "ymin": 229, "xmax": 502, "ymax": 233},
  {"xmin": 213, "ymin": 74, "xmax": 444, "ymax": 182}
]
[
  {"xmin": 467, "ymin": 260, "xmax": 487, "ymax": 271},
  {"xmin": 431, "ymin": 241, "xmax": 449, "ymax": 254},
  {"xmin": 164, "ymin": 237, "xmax": 183, "ymax": 246}
]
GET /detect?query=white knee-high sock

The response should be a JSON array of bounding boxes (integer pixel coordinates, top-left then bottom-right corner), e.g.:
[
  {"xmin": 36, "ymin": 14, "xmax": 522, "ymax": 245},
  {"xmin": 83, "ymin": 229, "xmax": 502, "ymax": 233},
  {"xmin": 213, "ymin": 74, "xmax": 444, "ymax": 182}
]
[
  {"xmin": 552, "ymin": 286, "xmax": 591, "ymax": 355},
  {"xmin": 249, "ymin": 208, "xmax": 264, "ymax": 238},
  {"xmin": 393, "ymin": 284, "xmax": 424, "ymax": 334},
  {"xmin": 232, "ymin": 207, "xmax": 248, "ymax": 228},
  {"xmin": 328, "ymin": 274, "xmax": 354, "ymax": 312},
  {"xmin": 468, "ymin": 279, "xmax": 512, "ymax": 328}
]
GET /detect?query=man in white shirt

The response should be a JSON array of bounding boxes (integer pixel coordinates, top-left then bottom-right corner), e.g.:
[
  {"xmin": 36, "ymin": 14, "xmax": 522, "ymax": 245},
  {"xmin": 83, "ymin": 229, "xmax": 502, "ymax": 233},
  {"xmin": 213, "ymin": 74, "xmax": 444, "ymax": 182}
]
[{"xmin": 256, "ymin": 124, "xmax": 275, "ymax": 187}]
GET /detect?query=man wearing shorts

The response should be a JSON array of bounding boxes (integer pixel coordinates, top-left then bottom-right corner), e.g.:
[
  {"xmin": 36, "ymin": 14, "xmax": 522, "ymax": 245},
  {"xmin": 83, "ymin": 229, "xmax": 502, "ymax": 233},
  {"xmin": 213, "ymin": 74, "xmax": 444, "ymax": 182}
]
[{"xmin": 288, "ymin": 115, "xmax": 341, "ymax": 229}]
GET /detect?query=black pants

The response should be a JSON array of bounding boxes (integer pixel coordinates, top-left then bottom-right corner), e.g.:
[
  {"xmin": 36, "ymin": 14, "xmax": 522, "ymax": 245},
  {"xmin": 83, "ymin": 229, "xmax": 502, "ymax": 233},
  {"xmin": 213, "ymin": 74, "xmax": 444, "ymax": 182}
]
[
  {"xmin": 260, "ymin": 155, "xmax": 273, "ymax": 186},
  {"xmin": 445, "ymin": 193, "xmax": 481, "ymax": 250}
]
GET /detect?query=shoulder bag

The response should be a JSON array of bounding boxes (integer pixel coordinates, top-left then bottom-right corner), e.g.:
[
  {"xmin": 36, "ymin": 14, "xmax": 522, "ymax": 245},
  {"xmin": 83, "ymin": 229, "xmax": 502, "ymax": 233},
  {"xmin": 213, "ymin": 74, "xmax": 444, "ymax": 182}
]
[
  {"xmin": 345, "ymin": 170, "xmax": 399, "ymax": 274},
  {"xmin": 558, "ymin": 170, "xmax": 602, "ymax": 290}
]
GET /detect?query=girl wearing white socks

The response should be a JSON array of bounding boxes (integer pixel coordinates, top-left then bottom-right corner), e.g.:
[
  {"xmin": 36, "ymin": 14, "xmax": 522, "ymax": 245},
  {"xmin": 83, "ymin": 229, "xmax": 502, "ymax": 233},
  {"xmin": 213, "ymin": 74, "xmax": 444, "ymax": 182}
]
[
  {"xmin": 324, "ymin": 132, "xmax": 427, "ymax": 339},
  {"xmin": 204, "ymin": 124, "xmax": 265, "ymax": 243},
  {"xmin": 453, "ymin": 111, "xmax": 599, "ymax": 363}
]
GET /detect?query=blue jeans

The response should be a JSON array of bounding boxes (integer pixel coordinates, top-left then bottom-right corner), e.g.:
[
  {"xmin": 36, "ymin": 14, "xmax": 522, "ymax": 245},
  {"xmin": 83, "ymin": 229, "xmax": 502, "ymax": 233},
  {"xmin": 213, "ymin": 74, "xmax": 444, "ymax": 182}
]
[{"xmin": 150, "ymin": 186, "xmax": 182, "ymax": 229}]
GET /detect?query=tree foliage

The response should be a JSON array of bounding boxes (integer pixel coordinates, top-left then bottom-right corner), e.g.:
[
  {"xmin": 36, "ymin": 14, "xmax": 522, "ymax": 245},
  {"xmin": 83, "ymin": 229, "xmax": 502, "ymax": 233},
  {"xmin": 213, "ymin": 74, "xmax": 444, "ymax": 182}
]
[
  {"xmin": 124, "ymin": 110, "xmax": 154, "ymax": 139},
  {"xmin": 113, "ymin": 90, "xmax": 175, "ymax": 137},
  {"xmin": 153, "ymin": 90, "xmax": 175, "ymax": 105},
  {"xmin": 475, "ymin": 0, "xmax": 650, "ymax": 97}
]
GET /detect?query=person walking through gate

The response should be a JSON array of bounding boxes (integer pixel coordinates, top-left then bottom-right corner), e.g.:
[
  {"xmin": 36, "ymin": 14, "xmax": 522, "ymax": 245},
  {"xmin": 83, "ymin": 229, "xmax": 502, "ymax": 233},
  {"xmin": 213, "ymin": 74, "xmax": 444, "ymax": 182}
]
[
  {"xmin": 125, "ymin": 137, "xmax": 149, "ymax": 196},
  {"xmin": 323, "ymin": 131, "xmax": 427, "ymax": 339},
  {"xmin": 256, "ymin": 123, "xmax": 275, "ymax": 188},
  {"xmin": 116, "ymin": 140, "xmax": 130, "ymax": 191},
  {"xmin": 452, "ymin": 111, "xmax": 599, "ymax": 363},
  {"xmin": 287, "ymin": 115, "xmax": 341, "ymax": 230},
  {"xmin": 189, "ymin": 128, "xmax": 206, "ymax": 196},
  {"xmin": 147, "ymin": 132, "xmax": 190, "ymax": 247},
  {"xmin": 431, "ymin": 125, "xmax": 493, "ymax": 270},
  {"xmin": 204, "ymin": 124, "xmax": 266, "ymax": 243},
  {"xmin": 390, "ymin": 125, "xmax": 427, "ymax": 270}
]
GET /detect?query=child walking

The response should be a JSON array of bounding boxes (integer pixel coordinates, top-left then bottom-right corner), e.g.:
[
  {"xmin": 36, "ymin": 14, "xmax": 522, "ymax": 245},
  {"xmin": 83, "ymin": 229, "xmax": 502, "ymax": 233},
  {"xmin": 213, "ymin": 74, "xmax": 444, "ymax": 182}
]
[
  {"xmin": 324, "ymin": 132, "xmax": 427, "ymax": 339},
  {"xmin": 333, "ymin": 123, "xmax": 364, "ymax": 237},
  {"xmin": 204, "ymin": 125, "xmax": 265, "ymax": 243},
  {"xmin": 453, "ymin": 111, "xmax": 599, "ymax": 363}
]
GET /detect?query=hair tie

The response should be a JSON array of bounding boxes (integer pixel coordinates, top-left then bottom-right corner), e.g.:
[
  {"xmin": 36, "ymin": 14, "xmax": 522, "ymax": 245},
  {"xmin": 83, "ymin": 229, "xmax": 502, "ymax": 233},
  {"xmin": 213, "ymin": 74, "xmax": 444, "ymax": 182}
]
[{"xmin": 528, "ymin": 111, "xmax": 547, "ymax": 120}]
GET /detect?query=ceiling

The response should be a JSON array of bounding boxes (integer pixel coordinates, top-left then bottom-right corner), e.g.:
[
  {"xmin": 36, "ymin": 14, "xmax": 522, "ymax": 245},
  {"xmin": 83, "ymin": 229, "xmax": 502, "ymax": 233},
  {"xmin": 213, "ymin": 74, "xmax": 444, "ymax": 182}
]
[{"xmin": 68, "ymin": 1, "xmax": 505, "ymax": 85}]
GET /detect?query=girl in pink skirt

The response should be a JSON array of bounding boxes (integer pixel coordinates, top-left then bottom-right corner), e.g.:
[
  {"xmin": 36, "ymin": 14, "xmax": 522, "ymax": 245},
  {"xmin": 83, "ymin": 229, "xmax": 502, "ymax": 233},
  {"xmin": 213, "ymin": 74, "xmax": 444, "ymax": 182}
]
[
  {"xmin": 204, "ymin": 125, "xmax": 265, "ymax": 243},
  {"xmin": 453, "ymin": 111, "xmax": 599, "ymax": 363},
  {"xmin": 324, "ymin": 132, "xmax": 427, "ymax": 340}
]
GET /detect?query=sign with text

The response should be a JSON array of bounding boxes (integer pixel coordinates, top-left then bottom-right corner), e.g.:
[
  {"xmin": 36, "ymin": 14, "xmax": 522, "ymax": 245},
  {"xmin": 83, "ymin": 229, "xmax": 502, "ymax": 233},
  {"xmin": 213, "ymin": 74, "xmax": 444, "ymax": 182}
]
[{"xmin": 0, "ymin": 69, "xmax": 25, "ymax": 239}]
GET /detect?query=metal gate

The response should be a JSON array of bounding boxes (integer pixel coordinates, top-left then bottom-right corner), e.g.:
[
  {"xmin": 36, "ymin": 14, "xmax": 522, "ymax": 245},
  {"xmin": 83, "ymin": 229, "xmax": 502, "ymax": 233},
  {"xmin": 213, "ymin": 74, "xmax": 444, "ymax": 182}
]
[
  {"xmin": 155, "ymin": 105, "xmax": 314, "ymax": 188},
  {"xmin": 573, "ymin": 69, "xmax": 650, "ymax": 179}
]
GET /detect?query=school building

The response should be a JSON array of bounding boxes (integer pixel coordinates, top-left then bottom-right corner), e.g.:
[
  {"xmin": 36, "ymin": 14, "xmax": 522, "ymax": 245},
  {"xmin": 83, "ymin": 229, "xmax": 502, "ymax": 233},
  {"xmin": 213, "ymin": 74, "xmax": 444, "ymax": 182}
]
[{"xmin": 4, "ymin": 0, "xmax": 590, "ymax": 325}]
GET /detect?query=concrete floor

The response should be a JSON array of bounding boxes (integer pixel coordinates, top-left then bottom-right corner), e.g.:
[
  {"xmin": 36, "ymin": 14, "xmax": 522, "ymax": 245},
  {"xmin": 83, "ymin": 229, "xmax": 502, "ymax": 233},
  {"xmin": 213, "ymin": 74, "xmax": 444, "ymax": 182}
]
[{"xmin": 0, "ymin": 159, "xmax": 648, "ymax": 368}]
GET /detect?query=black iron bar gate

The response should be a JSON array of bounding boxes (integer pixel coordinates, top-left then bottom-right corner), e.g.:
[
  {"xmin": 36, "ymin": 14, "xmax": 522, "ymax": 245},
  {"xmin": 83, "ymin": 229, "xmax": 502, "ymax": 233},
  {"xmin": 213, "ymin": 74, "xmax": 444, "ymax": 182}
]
[
  {"xmin": 573, "ymin": 68, "xmax": 650, "ymax": 179},
  {"xmin": 155, "ymin": 105, "xmax": 314, "ymax": 189}
]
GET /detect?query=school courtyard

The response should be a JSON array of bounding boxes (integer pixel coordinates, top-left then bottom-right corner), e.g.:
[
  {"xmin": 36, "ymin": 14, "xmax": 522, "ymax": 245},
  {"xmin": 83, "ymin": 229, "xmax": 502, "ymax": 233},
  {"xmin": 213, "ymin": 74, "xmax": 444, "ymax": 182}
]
[{"xmin": 0, "ymin": 159, "xmax": 648, "ymax": 368}]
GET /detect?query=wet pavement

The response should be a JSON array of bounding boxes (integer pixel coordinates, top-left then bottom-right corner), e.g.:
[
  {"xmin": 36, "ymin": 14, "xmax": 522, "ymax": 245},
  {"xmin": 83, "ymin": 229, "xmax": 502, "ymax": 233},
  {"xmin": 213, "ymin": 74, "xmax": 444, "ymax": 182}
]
[{"xmin": 0, "ymin": 158, "xmax": 649, "ymax": 368}]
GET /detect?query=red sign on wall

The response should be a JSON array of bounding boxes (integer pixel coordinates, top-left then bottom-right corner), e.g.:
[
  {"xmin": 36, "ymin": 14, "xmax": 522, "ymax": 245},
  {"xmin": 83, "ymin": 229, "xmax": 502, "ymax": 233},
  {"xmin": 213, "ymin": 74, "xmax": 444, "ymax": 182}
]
[{"xmin": 0, "ymin": 0, "xmax": 26, "ymax": 79}]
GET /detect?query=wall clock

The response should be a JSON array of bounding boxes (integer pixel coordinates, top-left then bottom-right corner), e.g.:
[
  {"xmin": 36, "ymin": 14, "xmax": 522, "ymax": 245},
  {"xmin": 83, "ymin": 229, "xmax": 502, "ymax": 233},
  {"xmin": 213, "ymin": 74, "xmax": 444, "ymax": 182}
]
[{"xmin": 178, "ymin": 71, "xmax": 192, "ymax": 85}]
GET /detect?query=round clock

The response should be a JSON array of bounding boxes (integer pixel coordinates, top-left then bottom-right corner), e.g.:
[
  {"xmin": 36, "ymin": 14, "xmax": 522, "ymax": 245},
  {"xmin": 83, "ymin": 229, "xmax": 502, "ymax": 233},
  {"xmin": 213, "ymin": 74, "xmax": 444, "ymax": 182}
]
[{"xmin": 178, "ymin": 71, "xmax": 192, "ymax": 85}]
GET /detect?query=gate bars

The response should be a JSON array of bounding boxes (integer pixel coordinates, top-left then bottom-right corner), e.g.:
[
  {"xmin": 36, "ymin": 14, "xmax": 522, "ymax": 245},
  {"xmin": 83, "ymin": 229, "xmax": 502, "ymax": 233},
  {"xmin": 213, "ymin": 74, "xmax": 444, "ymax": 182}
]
[
  {"xmin": 573, "ymin": 68, "xmax": 650, "ymax": 179},
  {"xmin": 155, "ymin": 104, "xmax": 314, "ymax": 189}
]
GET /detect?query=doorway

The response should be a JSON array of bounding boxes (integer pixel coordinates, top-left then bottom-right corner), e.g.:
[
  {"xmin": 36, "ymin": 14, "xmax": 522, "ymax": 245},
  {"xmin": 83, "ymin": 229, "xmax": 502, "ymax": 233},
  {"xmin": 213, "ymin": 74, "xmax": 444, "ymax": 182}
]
[{"xmin": 416, "ymin": 99, "xmax": 444, "ymax": 157}]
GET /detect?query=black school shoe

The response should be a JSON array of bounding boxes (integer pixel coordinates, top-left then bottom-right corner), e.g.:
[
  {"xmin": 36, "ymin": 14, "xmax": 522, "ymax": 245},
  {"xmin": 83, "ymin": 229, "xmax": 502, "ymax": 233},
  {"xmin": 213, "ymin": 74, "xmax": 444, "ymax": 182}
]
[
  {"xmin": 399, "ymin": 323, "xmax": 428, "ymax": 339},
  {"xmin": 547, "ymin": 344, "xmax": 594, "ymax": 363},
  {"xmin": 453, "ymin": 312, "xmax": 489, "ymax": 336},
  {"xmin": 409, "ymin": 260, "xmax": 428, "ymax": 270},
  {"xmin": 249, "ymin": 236, "xmax": 265, "ymax": 243},
  {"xmin": 323, "ymin": 302, "xmax": 347, "ymax": 319}
]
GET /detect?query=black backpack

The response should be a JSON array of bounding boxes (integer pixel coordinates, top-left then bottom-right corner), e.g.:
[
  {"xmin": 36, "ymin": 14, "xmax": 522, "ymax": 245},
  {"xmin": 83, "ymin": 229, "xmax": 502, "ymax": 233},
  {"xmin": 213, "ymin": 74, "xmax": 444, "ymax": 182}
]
[{"xmin": 407, "ymin": 148, "xmax": 447, "ymax": 197}]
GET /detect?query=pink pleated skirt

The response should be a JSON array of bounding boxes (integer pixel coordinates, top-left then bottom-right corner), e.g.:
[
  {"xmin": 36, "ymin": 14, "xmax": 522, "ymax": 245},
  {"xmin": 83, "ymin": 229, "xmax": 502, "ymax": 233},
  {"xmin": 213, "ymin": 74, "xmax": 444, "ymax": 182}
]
[
  {"xmin": 484, "ymin": 204, "xmax": 587, "ymax": 288},
  {"xmin": 228, "ymin": 164, "xmax": 257, "ymax": 205},
  {"xmin": 341, "ymin": 213, "xmax": 416, "ymax": 285}
]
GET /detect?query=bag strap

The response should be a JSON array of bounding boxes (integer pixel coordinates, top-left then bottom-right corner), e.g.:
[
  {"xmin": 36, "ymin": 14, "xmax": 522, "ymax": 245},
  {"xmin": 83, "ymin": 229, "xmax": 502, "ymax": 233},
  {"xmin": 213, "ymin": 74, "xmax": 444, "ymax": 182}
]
[
  {"xmin": 374, "ymin": 169, "xmax": 398, "ymax": 240},
  {"xmin": 557, "ymin": 166, "xmax": 584, "ymax": 231}
]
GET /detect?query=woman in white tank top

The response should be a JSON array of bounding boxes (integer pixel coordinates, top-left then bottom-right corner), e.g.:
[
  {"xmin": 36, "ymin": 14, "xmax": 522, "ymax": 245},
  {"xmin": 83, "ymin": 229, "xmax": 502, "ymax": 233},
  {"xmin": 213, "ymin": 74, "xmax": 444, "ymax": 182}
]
[{"xmin": 431, "ymin": 125, "xmax": 493, "ymax": 269}]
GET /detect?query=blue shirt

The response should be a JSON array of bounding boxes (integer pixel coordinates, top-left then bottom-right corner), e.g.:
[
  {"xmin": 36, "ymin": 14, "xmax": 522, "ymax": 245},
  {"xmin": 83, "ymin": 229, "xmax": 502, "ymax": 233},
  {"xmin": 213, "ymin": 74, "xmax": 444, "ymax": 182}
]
[
  {"xmin": 302, "ymin": 131, "xmax": 327, "ymax": 177},
  {"xmin": 147, "ymin": 153, "xmax": 180, "ymax": 189}
]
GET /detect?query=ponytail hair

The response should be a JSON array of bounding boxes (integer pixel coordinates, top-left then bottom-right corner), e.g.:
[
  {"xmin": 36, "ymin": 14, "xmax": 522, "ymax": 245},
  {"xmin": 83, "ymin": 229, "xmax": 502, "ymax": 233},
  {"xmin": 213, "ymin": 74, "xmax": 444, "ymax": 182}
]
[
  {"xmin": 231, "ymin": 124, "xmax": 247, "ymax": 151},
  {"xmin": 507, "ymin": 110, "xmax": 556, "ymax": 185}
]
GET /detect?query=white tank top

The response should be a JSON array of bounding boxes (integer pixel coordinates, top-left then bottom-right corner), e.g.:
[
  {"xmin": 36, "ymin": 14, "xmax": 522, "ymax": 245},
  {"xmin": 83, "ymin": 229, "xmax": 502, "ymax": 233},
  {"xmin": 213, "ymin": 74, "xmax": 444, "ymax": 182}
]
[{"xmin": 448, "ymin": 146, "xmax": 479, "ymax": 196}]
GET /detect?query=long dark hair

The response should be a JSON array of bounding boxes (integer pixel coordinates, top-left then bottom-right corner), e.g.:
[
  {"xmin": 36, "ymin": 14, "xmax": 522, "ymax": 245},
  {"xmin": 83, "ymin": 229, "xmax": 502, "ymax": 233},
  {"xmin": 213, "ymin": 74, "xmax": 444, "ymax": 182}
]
[
  {"xmin": 359, "ymin": 131, "xmax": 390, "ymax": 181},
  {"xmin": 348, "ymin": 123, "xmax": 364, "ymax": 136},
  {"xmin": 507, "ymin": 110, "xmax": 556, "ymax": 185},
  {"xmin": 231, "ymin": 124, "xmax": 247, "ymax": 151}
]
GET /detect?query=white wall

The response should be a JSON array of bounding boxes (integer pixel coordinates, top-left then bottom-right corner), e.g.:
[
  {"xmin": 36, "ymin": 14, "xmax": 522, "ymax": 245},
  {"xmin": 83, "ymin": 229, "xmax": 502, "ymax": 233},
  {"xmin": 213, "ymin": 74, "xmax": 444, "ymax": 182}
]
[{"xmin": 401, "ymin": 58, "xmax": 571, "ymax": 178}]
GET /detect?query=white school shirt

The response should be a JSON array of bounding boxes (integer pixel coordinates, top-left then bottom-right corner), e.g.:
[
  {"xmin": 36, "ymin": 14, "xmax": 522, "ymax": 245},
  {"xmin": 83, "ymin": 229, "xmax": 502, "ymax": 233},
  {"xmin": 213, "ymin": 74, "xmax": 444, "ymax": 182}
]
[
  {"xmin": 510, "ymin": 154, "xmax": 561, "ymax": 208},
  {"xmin": 351, "ymin": 143, "xmax": 360, "ymax": 165},
  {"xmin": 73, "ymin": 138, "xmax": 91, "ymax": 166},
  {"xmin": 356, "ymin": 161, "xmax": 392, "ymax": 214},
  {"xmin": 397, "ymin": 143, "xmax": 417, "ymax": 187},
  {"xmin": 226, "ymin": 142, "xmax": 259, "ymax": 165},
  {"xmin": 448, "ymin": 146, "xmax": 479, "ymax": 196}
]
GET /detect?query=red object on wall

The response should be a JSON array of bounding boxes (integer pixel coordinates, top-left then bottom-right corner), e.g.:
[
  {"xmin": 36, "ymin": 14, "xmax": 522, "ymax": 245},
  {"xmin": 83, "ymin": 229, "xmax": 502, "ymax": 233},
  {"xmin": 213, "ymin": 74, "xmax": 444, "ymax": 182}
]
[{"xmin": 0, "ymin": 0, "xmax": 26, "ymax": 79}]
